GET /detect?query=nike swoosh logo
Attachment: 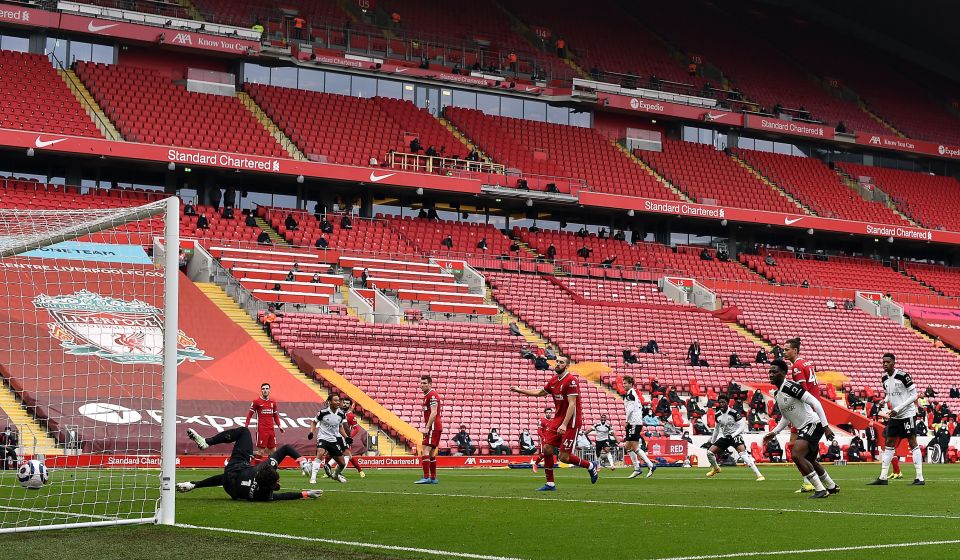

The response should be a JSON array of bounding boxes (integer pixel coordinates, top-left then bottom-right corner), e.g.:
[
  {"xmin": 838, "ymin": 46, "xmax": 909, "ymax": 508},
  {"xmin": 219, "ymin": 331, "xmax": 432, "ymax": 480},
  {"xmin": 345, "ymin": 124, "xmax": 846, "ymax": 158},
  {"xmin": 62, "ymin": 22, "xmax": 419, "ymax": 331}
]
[
  {"xmin": 394, "ymin": 68, "xmax": 408, "ymax": 73},
  {"xmin": 35, "ymin": 136, "xmax": 66, "ymax": 148},
  {"xmin": 705, "ymin": 112, "xmax": 729, "ymax": 120},
  {"xmin": 524, "ymin": 87, "xmax": 538, "ymax": 92},
  {"xmin": 87, "ymin": 21, "xmax": 119, "ymax": 32},
  {"xmin": 784, "ymin": 217, "xmax": 804, "ymax": 225},
  {"xmin": 369, "ymin": 172, "xmax": 396, "ymax": 183}
]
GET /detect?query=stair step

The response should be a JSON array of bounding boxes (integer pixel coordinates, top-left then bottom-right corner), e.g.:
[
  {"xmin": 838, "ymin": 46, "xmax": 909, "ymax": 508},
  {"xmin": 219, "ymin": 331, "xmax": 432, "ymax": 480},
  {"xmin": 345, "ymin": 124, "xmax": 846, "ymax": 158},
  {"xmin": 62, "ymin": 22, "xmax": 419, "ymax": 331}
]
[{"xmin": 0, "ymin": 383, "xmax": 61, "ymax": 455}]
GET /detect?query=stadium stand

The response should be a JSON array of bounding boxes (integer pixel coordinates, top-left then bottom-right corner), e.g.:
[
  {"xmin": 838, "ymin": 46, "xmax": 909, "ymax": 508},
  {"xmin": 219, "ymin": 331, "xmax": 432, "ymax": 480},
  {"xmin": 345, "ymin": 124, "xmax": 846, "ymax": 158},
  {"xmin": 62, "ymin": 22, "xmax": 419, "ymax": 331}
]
[
  {"xmin": 735, "ymin": 148, "xmax": 910, "ymax": 224},
  {"xmin": 638, "ymin": 140, "xmax": 798, "ymax": 213},
  {"xmin": 904, "ymin": 263, "xmax": 960, "ymax": 298},
  {"xmin": 386, "ymin": 215, "xmax": 515, "ymax": 258},
  {"xmin": 445, "ymin": 107, "xmax": 678, "ymax": 198},
  {"xmin": 725, "ymin": 291, "xmax": 960, "ymax": 411},
  {"xmin": 837, "ymin": 163, "xmax": 960, "ymax": 231},
  {"xmin": 74, "ymin": 61, "xmax": 286, "ymax": 156},
  {"xmin": 0, "ymin": 50, "xmax": 103, "ymax": 138},
  {"xmin": 269, "ymin": 312, "xmax": 628, "ymax": 451},
  {"xmin": 75, "ymin": 0, "xmax": 193, "ymax": 19},
  {"xmin": 739, "ymin": 250, "xmax": 931, "ymax": 295},
  {"xmin": 261, "ymin": 208, "xmax": 416, "ymax": 257}
]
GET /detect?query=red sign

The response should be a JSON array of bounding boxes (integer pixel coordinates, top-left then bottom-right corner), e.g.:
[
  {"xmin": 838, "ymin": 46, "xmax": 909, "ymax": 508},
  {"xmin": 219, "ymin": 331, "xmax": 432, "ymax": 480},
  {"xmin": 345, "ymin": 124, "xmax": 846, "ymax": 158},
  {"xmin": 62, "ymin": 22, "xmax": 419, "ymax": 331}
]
[
  {"xmin": 743, "ymin": 114, "xmax": 835, "ymax": 140},
  {"xmin": 855, "ymin": 133, "xmax": 960, "ymax": 161},
  {"xmin": 665, "ymin": 277, "xmax": 694, "ymax": 290},
  {"xmin": 578, "ymin": 191, "xmax": 960, "ymax": 246},
  {"xmin": 0, "ymin": 5, "xmax": 260, "ymax": 55},
  {"xmin": 912, "ymin": 317, "xmax": 960, "ymax": 350},
  {"xmin": 0, "ymin": 128, "xmax": 482, "ymax": 195},
  {"xmin": 531, "ymin": 26, "xmax": 552, "ymax": 40},
  {"xmin": 355, "ymin": 0, "xmax": 375, "ymax": 11},
  {"xmin": 597, "ymin": 92, "xmax": 743, "ymax": 126},
  {"xmin": 432, "ymin": 258, "xmax": 466, "ymax": 271},
  {"xmin": 624, "ymin": 438, "xmax": 687, "ymax": 464},
  {"xmin": 858, "ymin": 291, "xmax": 882, "ymax": 303}
]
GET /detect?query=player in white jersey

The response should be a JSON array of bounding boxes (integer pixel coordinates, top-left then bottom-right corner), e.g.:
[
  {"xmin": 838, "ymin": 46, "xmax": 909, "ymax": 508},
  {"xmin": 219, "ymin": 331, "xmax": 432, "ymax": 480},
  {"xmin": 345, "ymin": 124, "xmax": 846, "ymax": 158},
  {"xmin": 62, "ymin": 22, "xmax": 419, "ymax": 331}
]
[
  {"xmin": 763, "ymin": 360, "xmax": 839, "ymax": 499},
  {"xmin": 307, "ymin": 394, "xmax": 350, "ymax": 483},
  {"xmin": 586, "ymin": 414, "xmax": 616, "ymax": 470},
  {"xmin": 704, "ymin": 393, "xmax": 764, "ymax": 481},
  {"xmin": 621, "ymin": 376, "xmax": 655, "ymax": 479},
  {"xmin": 868, "ymin": 353, "xmax": 924, "ymax": 486}
]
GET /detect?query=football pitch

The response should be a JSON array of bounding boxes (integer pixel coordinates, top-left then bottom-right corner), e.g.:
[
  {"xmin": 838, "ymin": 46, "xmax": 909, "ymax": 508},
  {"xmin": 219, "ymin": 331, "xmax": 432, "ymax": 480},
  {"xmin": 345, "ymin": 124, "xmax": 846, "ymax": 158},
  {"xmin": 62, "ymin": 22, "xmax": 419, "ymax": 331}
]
[{"xmin": 3, "ymin": 463, "xmax": 960, "ymax": 559}]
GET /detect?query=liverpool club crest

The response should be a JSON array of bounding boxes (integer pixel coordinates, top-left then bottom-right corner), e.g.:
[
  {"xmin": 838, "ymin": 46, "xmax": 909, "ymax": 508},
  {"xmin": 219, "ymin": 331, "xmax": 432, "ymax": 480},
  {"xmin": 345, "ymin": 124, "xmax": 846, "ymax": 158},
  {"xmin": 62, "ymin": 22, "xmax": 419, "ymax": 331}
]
[{"xmin": 33, "ymin": 290, "xmax": 212, "ymax": 365}]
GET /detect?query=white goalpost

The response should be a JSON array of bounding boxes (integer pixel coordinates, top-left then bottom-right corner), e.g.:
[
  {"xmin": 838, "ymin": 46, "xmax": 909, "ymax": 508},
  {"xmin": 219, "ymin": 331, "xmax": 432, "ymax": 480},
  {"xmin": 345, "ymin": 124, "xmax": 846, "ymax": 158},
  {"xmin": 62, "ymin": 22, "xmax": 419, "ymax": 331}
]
[{"xmin": 0, "ymin": 196, "xmax": 178, "ymax": 533}]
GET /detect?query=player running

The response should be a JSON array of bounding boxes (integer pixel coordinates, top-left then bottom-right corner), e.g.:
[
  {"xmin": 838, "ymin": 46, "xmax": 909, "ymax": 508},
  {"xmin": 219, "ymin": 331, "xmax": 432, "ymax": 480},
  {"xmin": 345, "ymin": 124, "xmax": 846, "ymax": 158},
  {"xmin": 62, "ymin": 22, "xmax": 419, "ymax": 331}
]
[
  {"xmin": 511, "ymin": 356, "xmax": 599, "ymax": 490},
  {"xmin": 244, "ymin": 382, "xmax": 284, "ymax": 459},
  {"xmin": 415, "ymin": 375, "xmax": 442, "ymax": 484},
  {"xmin": 868, "ymin": 353, "xmax": 925, "ymax": 486},
  {"xmin": 530, "ymin": 406, "xmax": 554, "ymax": 473},
  {"xmin": 308, "ymin": 394, "xmax": 350, "ymax": 483},
  {"xmin": 585, "ymin": 413, "xmax": 616, "ymax": 470},
  {"xmin": 177, "ymin": 426, "xmax": 321, "ymax": 501},
  {"xmin": 763, "ymin": 359, "xmax": 839, "ymax": 499},
  {"xmin": 332, "ymin": 396, "xmax": 366, "ymax": 478},
  {"xmin": 704, "ymin": 393, "xmax": 764, "ymax": 481},
  {"xmin": 622, "ymin": 376, "xmax": 655, "ymax": 479},
  {"xmin": 784, "ymin": 338, "xmax": 818, "ymax": 493}
]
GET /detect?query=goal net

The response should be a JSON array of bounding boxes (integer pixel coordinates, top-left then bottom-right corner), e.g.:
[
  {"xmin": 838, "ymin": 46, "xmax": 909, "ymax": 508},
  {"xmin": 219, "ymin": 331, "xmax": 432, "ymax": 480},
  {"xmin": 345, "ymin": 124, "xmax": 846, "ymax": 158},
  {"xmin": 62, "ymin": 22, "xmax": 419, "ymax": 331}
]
[{"xmin": 0, "ymin": 195, "xmax": 179, "ymax": 533}]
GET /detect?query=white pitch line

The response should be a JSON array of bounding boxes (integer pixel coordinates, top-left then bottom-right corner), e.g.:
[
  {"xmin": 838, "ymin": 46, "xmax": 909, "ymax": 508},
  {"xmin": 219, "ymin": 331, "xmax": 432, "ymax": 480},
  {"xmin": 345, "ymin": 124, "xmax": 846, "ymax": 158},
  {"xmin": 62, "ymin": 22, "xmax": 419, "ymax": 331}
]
[
  {"xmin": 322, "ymin": 488, "xmax": 960, "ymax": 520},
  {"xmin": 0, "ymin": 505, "xmax": 118, "ymax": 521},
  {"xmin": 646, "ymin": 539, "xmax": 960, "ymax": 560},
  {"xmin": 176, "ymin": 523, "xmax": 525, "ymax": 560}
]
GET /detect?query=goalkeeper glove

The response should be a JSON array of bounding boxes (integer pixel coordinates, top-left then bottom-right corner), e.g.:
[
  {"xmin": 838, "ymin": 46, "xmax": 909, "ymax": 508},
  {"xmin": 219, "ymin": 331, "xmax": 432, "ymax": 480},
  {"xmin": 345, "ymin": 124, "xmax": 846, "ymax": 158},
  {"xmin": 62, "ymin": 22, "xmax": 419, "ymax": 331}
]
[
  {"xmin": 307, "ymin": 432, "xmax": 314, "ymax": 440},
  {"xmin": 301, "ymin": 490, "xmax": 323, "ymax": 499},
  {"xmin": 345, "ymin": 437, "xmax": 353, "ymax": 445}
]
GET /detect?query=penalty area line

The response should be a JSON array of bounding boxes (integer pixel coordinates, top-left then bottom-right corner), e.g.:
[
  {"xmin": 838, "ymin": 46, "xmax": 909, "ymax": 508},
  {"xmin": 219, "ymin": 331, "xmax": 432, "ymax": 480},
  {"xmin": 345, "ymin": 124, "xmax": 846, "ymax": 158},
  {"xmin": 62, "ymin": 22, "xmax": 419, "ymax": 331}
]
[
  {"xmin": 646, "ymin": 538, "xmax": 960, "ymax": 560},
  {"xmin": 176, "ymin": 523, "xmax": 526, "ymax": 560}
]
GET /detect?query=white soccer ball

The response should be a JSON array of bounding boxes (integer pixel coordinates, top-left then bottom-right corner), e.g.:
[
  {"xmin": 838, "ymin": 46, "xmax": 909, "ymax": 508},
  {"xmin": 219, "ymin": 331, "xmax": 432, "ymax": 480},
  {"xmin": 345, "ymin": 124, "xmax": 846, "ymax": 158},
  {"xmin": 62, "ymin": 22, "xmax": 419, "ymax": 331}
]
[{"xmin": 17, "ymin": 460, "xmax": 49, "ymax": 490}]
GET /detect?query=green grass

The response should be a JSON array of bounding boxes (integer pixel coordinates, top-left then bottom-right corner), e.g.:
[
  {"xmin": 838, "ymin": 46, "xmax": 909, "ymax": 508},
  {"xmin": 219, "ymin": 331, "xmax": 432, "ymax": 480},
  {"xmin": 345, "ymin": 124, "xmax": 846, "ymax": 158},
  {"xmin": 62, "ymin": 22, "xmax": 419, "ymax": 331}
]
[{"xmin": 3, "ymin": 464, "xmax": 960, "ymax": 559}]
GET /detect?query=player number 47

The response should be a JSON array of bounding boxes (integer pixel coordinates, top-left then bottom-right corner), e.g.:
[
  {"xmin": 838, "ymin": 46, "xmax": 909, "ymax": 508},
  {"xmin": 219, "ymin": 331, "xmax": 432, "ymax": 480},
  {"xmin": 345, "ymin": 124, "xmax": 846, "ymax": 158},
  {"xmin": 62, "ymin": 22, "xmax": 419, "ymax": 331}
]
[{"xmin": 562, "ymin": 438, "xmax": 574, "ymax": 449}]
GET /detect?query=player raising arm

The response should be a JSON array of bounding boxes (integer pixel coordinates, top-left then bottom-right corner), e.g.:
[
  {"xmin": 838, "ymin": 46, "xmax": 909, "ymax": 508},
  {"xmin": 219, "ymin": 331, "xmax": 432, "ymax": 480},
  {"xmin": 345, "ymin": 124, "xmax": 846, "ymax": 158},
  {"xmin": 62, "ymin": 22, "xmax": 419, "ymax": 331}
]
[
  {"xmin": 868, "ymin": 353, "xmax": 925, "ymax": 486},
  {"xmin": 511, "ymin": 356, "xmax": 599, "ymax": 491},
  {"xmin": 177, "ymin": 427, "xmax": 320, "ymax": 501},
  {"xmin": 245, "ymin": 382, "xmax": 284, "ymax": 459},
  {"xmin": 763, "ymin": 359, "xmax": 839, "ymax": 499}
]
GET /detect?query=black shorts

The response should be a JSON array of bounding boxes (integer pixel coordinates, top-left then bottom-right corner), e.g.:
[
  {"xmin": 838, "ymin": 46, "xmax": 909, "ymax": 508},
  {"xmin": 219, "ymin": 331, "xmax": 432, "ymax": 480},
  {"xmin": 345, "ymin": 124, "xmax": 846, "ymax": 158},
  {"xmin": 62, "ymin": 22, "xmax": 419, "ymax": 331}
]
[
  {"xmin": 713, "ymin": 435, "xmax": 745, "ymax": 451},
  {"xmin": 796, "ymin": 422, "xmax": 825, "ymax": 460},
  {"xmin": 884, "ymin": 417, "xmax": 916, "ymax": 439},
  {"xmin": 595, "ymin": 440, "xmax": 612, "ymax": 453},
  {"xmin": 625, "ymin": 424, "xmax": 642, "ymax": 442},
  {"xmin": 317, "ymin": 439, "xmax": 343, "ymax": 458}
]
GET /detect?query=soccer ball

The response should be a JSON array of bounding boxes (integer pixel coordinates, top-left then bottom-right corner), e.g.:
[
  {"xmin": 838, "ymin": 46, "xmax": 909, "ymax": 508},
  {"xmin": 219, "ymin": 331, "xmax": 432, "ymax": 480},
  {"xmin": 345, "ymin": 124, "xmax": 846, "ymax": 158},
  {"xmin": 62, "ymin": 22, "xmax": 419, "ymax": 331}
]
[{"xmin": 17, "ymin": 460, "xmax": 49, "ymax": 490}]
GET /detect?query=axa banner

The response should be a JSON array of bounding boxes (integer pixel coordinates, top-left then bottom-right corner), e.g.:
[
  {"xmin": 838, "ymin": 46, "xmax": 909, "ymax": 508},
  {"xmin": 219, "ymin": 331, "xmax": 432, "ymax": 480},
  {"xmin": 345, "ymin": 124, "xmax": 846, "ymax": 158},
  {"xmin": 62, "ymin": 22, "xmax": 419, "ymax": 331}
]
[
  {"xmin": 578, "ymin": 192, "xmax": 960, "ymax": 246},
  {"xmin": 743, "ymin": 114, "xmax": 835, "ymax": 140},
  {"xmin": 19, "ymin": 241, "xmax": 153, "ymax": 265},
  {"xmin": 855, "ymin": 133, "xmax": 960, "ymax": 161},
  {"xmin": 0, "ymin": 128, "xmax": 482, "ymax": 195},
  {"xmin": 596, "ymin": 92, "xmax": 744, "ymax": 126}
]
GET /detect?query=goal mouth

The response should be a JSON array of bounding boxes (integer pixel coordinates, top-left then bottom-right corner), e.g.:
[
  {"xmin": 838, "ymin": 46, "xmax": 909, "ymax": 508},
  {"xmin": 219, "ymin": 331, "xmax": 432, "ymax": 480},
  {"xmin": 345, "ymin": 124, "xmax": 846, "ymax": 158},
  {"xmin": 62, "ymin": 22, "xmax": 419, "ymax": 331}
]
[{"xmin": 0, "ymin": 196, "xmax": 179, "ymax": 532}]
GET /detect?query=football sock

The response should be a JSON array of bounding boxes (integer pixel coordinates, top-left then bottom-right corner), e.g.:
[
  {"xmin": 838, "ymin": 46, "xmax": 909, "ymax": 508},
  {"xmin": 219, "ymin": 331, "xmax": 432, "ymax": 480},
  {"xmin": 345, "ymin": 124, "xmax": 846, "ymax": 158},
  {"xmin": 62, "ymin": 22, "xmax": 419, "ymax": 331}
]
[
  {"xmin": 637, "ymin": 449, "xmax": 654, "ymax": 469},
  {"xmin": 532, "ymin": 453, "xmax": 542, "ymax": 463},
  {"xmin": 628, "ymin": 450, "xmax": 641, "ymax": 471},
  {"xmin": 544, "ymin": 455, "xmax": 556, "ymax": 484},
  {"xmin": 804, "ymin": 472, "xmax": 825, "ymax": 492},
  {"xmin": 892, "ymin": 455, "xmax": 902, "ymax": 474},
  {"xmin": 565, "ymin": 453, "xmax": 591, "ymax": 469},
  {"xmin": 420, "ymin": 456, "xmax": 430, "ymax": 479},
  {"xmin": 741, "ymin": 452, "xmax": 762, "ymax": 477},
  {"xmin": 606, "ymin": 452, "xmax": 614, "ymax": 467},
  {"xmin": 334, "ymin": 462, "xmax": 345, "ymax": 476},
  {"xmin": 311, "ymin": 459, "xmax": 321, "ymax": 476},
  {"xmin": 349, "ymin": 456, "xmax": 363, "ymax": 472},
  {"xmin": 911, "ymin": 446, "xmax": 924, "ymax": 481},
  {"xmin": 429, "ymin": 458, "xmax": 437, "ymax": 479},
  {"xmin": 819, "ymin": 471, "xmax": 837, "ymax": 489},
  {"xmin": 879, "ymin": 448, "xmax": 894, "ymax": 479},
  {"xmin": 706, "ymin": 451, "xmax": 719, "ymax": 469}
]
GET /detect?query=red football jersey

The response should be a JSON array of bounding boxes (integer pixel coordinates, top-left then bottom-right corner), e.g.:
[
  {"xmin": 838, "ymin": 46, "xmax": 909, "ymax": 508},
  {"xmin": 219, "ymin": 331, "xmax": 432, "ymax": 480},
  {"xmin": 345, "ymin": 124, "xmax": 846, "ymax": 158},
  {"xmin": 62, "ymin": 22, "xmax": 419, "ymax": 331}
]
[
  {"xmin": 345, "ymin": 411, "xmax": 361, "ymax": 437},
  {"xmin": 246, "ymin": 397, "xmax": 280, "ymax": 433},
  {"xmin": 790, "ymin": 357, "xmax": 821, "ymax": 398},
  {"xmin": 544, "ymin": 372, "xmax": 582, "ymax": 429},
  {"xmin": 422, "ymin": 389, "xmax": 442, "ymax": 430},
  {"xmin": 537, "ymin": 417, "xmax": 549, "ymax": 438}
]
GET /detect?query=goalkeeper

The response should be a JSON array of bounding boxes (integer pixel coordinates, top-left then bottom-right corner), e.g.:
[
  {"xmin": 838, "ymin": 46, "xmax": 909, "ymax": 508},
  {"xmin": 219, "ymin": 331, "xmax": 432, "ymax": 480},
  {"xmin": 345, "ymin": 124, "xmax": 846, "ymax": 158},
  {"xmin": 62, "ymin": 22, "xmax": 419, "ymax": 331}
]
[{"xmin": 177, "ymin": 427, "xmax": 321, "ymax": 501}]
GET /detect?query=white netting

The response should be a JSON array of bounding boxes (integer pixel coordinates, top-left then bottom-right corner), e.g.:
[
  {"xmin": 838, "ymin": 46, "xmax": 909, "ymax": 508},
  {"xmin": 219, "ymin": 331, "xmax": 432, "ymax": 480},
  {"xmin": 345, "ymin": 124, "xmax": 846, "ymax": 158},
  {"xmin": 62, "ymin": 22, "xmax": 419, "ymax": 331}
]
[{"xmin": 0, "ymin": 198, "xmax": 174, "ymax": 532}]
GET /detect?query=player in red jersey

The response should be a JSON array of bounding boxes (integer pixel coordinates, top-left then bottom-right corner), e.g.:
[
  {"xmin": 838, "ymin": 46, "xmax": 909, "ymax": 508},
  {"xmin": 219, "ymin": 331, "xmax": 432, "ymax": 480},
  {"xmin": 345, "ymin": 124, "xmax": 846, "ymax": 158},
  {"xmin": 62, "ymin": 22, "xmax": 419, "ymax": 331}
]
[
  {"xmin": 529, "ymin": 406, "xmax": 554, "ymax": 473},
  {"xmin": 245, "ymin": 383, "xmax": 284, "ymax": 458},
  {"xmin": 415, "ymin": 375, "xmax": 442, "ymax": 484},
  {"xmin": 784, "ymin": 337, "xmax": 819, "ymax": 493},
  {"xmin": 331, "ymin": 397, "xmax": 366, "ymax": 478},
  {"xmin": 511, "ymin": 356, "xmax": 599, "ymax": 490}
]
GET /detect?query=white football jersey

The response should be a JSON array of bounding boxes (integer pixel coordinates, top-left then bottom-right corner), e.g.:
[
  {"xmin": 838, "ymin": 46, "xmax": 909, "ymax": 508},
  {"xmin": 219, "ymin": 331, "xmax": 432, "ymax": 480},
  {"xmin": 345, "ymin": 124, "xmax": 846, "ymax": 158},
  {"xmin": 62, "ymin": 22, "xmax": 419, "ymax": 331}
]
[
  {"xmin": 592, "ymin": 421, "xmax": 614, "ymax": 442},
  {"xmin": 623, "ymin": 388, "xmax": 643, "ymax": 425},
  {"xmin": 774, "ymin": 380, "xmax": 820, "ymax": 429},
  {"xmin": 314, "ymin": 406, "xmax": 345, "ymax": 442},
  {"xmin": 712, "ymin": 408, "xmax": 746, "ymax": 440},
  {"xmin": 882, "ymin": 369, "xmax": 917, "ymax": 420}
]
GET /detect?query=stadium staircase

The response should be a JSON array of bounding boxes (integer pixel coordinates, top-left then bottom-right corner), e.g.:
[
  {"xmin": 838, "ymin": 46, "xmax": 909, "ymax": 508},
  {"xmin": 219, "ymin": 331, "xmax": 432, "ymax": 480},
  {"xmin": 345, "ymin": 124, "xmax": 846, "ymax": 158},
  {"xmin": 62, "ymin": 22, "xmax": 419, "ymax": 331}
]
[
  {"xmin": 176, "ymin": 0, "xmax": 205, "ymax": 22},
  {"xmin": 833, "ymin": 169, "xmax": 922, "ymax": 228},
  {"xmin": 0, "ymin": 380, "xmax": 61, "ymax": 456},
  {"xmin": 436, "ymin": 116, "xmax": 494, "ymax": 163},
  {"xmin": 729, "ymin": 153, "xmax": 809, "ymax": 213},
  {"xmin": 561, "ymin": 57, "xmax": 592, "ymax": 80},
  {"xmin": 58, "ymin": 69, "xmax": 122, "ymax": 141},
  {"xmin": 193, "ymin": 282, "xmax": 407, "ymax": 453},
  {"xmin": 615, "ymin": 143, "xmax": 693, "ymax": 203},
  {"xmin": 254, "ymin": 215, "xmax": 289, "ymax": 245},
  {"xmin": 237, "ymin": 91, "xmax": 307, "ymax": 161},
  {"xmin": 859, "ymin": 101, "xmax": 907, "ymax": 138}
]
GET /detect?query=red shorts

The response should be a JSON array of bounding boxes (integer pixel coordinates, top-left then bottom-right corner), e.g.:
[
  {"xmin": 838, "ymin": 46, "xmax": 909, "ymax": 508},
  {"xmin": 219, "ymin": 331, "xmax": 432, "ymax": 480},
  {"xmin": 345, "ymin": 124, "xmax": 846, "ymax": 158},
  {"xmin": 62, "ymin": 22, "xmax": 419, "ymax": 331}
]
[
  {"xmin": 543, "ymin": 425, "xmax": 579, "ymax": 455},
  {"xmin": 422, "ymin": 427, "xmax": 442, "ymax": 450},
  {"xmin": 256, "ymin": 432, "xmax": 276, "ymax": 450}
]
